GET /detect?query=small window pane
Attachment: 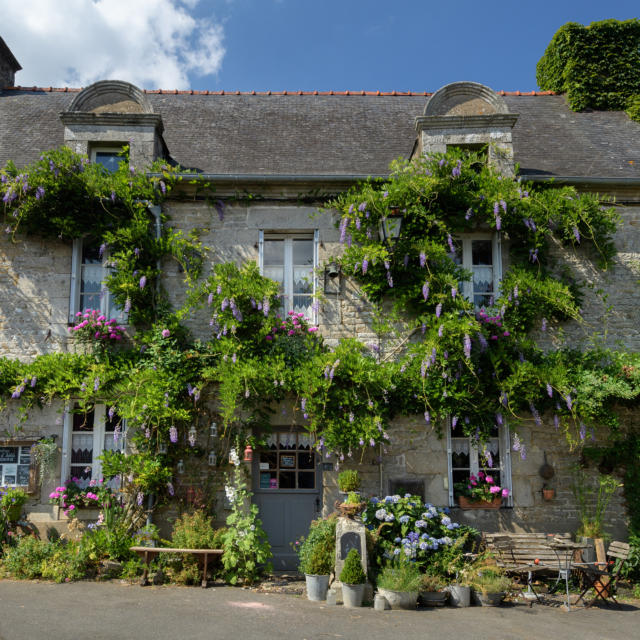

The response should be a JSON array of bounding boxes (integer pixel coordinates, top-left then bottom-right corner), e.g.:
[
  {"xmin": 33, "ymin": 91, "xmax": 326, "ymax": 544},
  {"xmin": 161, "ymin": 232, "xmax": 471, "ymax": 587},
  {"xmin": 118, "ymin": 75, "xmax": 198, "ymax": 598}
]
[
  {"xmin": 73, "ymin": 410, "xmax": 94, "ymax": 432},
  {"xmin": 298, "ymin": 452, "xmax": 314, "ymax": 469},
  {"xmin": 94, "ymin": 152, "xmax": 123, "ymax": 173},
  {"xmin": 298, "ymin": 472, "xmax": 315, "ymax": 489},
  {"xmin": 19, "ymin": 446, "xmax": 32, "ymax": 464},
  {"xmin": 279, "ymin": 471, "xmax": 295, "ymax": 489},
  {"xmin": 264, "ymin": 240, "xmax": 284, "ymax": 266},
  {"xmin": 472, "ymin": 240, "xmax": 493, "ymax": 266},
  {"xmin": 293, "ymin": 267, "xmax": 313, "ymax": 294},
  {"xmin": 293, "ymin": 240, "xmax": 313, "ymax": 266}
]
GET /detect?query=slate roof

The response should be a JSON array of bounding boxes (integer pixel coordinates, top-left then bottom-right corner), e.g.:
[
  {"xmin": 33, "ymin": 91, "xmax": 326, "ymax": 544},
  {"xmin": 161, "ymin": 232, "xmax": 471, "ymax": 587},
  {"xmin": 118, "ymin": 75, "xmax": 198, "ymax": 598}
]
[{"xmin": 1, "ymin": 88, "xmax": 639, "ymax": 180}]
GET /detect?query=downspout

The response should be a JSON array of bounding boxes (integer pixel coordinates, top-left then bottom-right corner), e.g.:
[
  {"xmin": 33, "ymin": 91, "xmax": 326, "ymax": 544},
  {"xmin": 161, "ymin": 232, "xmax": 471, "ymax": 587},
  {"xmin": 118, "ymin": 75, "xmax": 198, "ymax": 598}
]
[{"xmin": 146, "ymin": 204, "xmax": 162, "ymax": 531}]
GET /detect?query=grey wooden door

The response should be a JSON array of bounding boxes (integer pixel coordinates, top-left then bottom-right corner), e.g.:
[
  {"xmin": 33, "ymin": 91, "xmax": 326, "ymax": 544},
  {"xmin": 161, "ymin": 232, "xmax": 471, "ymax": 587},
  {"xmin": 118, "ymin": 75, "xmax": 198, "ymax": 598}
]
[{"xmin": 253, "ymin": 431, "xmax": 322, "ymax": 571}]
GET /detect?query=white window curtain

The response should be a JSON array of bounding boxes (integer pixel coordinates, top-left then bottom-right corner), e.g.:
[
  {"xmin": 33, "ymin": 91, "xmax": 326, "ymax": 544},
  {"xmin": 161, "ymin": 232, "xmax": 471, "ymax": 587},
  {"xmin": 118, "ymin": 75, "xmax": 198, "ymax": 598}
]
[{"xmin": 259, "ymin": 230, "xmax": 318, "ymax": 323}]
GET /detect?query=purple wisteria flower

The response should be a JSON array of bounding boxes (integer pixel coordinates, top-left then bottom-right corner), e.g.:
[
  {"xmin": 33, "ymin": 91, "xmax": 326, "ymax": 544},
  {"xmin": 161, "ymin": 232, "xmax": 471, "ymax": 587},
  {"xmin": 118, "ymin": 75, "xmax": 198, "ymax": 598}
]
[
  {"xmin": 139, "ymin": 275, "xmax": 147, "ymax": 289},
  {"xmin": 579, "ymin": 423, "xmax": 586, "ymax": 440},
  {"xmin": 167, "ymin": 482, "xmax": 174, "ymax": 497},
  {"xmin": 435, "ymin": 303, "xmax": 442, "ymax": 318},
  {"xmin": 339, "ymin": 217, "xmax": 348, "ymax": 243},
  {"xmin": 573, "ymin": 227, "xmax": 581, "ymax": 243},
  {"xmin": 452, "ymin": 416, "xmax": 458, "ymax": 428},
  {"xmin": 463, "ymin": 334, "xmax": 471, "ymax": 359},
  {"xmin": 451, "ymin": 287, "xmax": 457, "ymax": 299},
  {"xmin": 422, "ymin": 282, "xmax": 429, "ymax": 301},
  {"xmin": 169, "ymin": 425, "xmax": 178, "ymax": 443},
  {"xmin": 108, "ymin": 406, "xmax": 116, "ymax": 420},
  {"xmin": 30, "ymin": 376, "xmax": 37, "ymax": 388},
  {"xmin": 554, "ymin": 414, "xmax": 560, "ymax": 430},
  {"xmin": 124, "ymin": 297, "xmax": 131, "ymax": 313},
  {"xmin": 546, "ymin": 383, "xmax": 553, "ymax": 398},
  {"xmin": 137, "ymin": 492, "xmax": 144, "ymax": 506},
  {"xmin": 93, "ymin": 377, "xmax": 100, "ymax": 392},
  {"xmin": 447, "ymin": 234, "xmax": 455, "ymax": 254},
  {"xmin": 358, "ymin": 202, "xmax": 366, "ymax": 212},
  {"xmin": 566, "ymin": 394, "xmax": 573, "ymax": 411},
  {"xmin": 207, "ymin": 292, "xmax": 214, "ymax": 306},
  {"xmin": 35, "ymin": 186, "xmax": 45, "ymax": 199},
  {"xmin": 419, "ymin": 252, "xmax": 426, "ymax": 267},
  {"xmin": 541, "ymin": 317, "xmax": 547, "ymax": 332},
  {"xmin": 362, "ymin": 258, "xmax": 368, "ymax": 274},
  {"xmin": 424, "ymin": 411, "xmax": 430, "ymax": 424}
]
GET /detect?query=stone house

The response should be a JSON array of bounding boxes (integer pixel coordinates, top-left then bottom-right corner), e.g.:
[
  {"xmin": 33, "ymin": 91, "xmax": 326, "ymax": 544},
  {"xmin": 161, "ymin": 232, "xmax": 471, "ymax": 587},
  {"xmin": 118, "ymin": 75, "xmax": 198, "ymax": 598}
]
[{"xmin": 1, "ymin": 36, "xmax": 638, "ymax": 569}]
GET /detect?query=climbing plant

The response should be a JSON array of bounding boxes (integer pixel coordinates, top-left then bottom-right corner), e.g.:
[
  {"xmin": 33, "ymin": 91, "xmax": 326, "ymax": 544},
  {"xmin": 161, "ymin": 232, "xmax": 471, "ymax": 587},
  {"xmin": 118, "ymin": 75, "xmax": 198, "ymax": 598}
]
[{"xmin": 0, "ymin": 145, "xmax": 639, "ymax": 519}]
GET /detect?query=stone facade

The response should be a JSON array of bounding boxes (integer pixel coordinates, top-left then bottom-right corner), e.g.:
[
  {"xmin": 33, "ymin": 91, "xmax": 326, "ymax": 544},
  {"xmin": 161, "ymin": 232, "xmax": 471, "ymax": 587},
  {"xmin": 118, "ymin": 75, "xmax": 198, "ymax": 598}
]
[{"xmin": 0, "ymin": 63, "xmax": 636, "ymax": 546}]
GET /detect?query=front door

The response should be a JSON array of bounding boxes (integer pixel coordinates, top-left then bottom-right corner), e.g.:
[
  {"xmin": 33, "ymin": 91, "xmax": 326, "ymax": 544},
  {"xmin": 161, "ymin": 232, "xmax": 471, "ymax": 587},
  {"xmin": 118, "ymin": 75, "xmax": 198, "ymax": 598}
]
[{"xmin": 252, "ymin": 431, "xmax": 322, "ymax": 571}]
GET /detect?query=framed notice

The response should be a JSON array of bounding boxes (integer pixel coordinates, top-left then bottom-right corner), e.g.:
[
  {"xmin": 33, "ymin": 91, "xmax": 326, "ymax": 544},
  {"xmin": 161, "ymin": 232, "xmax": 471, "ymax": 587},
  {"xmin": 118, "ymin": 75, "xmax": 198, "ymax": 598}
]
[
  {"xmin": 0, "ymin": 447, "xmax": 18, "ymax": 463},
  {"xmin": 280, "ymin": 454, "xmax": 295, "ymax": 469}
]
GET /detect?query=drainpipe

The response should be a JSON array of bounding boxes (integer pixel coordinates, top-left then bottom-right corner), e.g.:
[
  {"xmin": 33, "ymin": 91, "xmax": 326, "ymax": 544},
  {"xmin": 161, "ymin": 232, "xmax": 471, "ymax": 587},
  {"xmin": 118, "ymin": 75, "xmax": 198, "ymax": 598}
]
[{"xmin": 146, "ymin": 204, "xmax": 162, "ymax": 534}]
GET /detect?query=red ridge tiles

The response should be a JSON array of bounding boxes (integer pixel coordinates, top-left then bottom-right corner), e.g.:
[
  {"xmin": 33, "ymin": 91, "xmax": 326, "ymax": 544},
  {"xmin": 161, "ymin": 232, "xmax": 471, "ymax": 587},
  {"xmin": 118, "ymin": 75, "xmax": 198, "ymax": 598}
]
[{"xmin": 5, "ymin": 86, "xmax": 558, "ymax": 97}]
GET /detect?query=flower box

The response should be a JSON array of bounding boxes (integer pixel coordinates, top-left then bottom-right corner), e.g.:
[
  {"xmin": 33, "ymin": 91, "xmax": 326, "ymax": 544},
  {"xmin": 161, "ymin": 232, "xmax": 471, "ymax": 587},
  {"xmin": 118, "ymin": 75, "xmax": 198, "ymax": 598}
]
[{"xmin": 458, "ymin": 496, "xmax": 502, "ymax": 510}]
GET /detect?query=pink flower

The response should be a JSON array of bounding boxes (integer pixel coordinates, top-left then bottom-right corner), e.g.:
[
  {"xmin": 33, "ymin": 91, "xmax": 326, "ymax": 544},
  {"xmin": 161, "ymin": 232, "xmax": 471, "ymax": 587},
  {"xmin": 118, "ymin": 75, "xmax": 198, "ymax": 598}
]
[
  {"xmin": 485, "ymin": 476, "xmax": 494, "ymax": 484},
  {"xmin": 477, "ymin": 471, "xmax": 485, "ymax": 479},
  {"xmin": 490, "ymin": 485, "xmax": 501, "ymax": 494},
  {"xmin": 308, "ymin": 327, "xmax": 319, "ymax": 333},
  {"xmin": 265, "ymin": 335, "xmax": 273, "ymax": 341},
  {"xmin": 161, "ymin": 329, "xmax": 170, "ymax": 338},
  {"xmin": 471, "ymin": 480, "xmax": 477, "ymax": 486},
  {"xmin": 502, "ymin": 488, "xmax": 510, "ymax": 498}
]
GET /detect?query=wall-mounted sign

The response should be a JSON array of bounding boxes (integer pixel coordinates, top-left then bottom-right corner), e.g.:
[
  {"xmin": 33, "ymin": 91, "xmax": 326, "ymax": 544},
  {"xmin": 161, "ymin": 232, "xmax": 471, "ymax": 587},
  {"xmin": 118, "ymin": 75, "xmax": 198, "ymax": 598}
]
[{"xmin": 280, "ymin": 454, "xmax": 295, "ymax": 469}]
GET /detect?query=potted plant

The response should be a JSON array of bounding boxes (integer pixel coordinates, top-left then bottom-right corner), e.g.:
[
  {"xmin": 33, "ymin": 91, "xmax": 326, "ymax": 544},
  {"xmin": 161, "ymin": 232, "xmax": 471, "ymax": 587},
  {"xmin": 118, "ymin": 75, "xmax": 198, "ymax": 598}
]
[
  {"xmin": 542, "ymin": 485, "xmax": 555, "ymax": 501},
  {"xmin": 296, "ymin": 516, "xmax": 336, "ymax": 602},
  {"xmin": 337, "ymin": 469, "xmax": 361, "ymax": 494},
  {"xmin": 470, "ymin": 571, "xmax": 512, "ymax": 606},
  {"xmin": 336, "ymin": 491, "xmax": 365, "ymax": 518},
  {"xmin": 339, "ymin": 548, "xmax": 367, "ymax": 608},
  {"xmin": 418, "ymin": 572, "xmax": 449, "ymax": 607},
  {"xmin": 376, "ymin": 560, "xmax": 421, "ymax": 610},
  {"xmin": 454, "ymin": 471, "xmax": 509, "ymax": 509},
  {"xmin": 0, "ymin": 487, "xmax": 29, "ymax": 522}
]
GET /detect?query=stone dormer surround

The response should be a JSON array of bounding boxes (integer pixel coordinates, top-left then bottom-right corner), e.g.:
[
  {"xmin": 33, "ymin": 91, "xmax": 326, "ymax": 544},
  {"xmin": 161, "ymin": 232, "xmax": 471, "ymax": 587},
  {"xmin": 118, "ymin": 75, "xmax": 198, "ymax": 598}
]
[
  {"xmin": 60, "ymin": 80, "xmax": 164, "ymax": 168},
  {"xmin": 413, "ymin": 81, "xmax": 519, "ymax": 176},
  {"xmin": 0, "ymin": 36, "xmax": 21, "ymax": 88}
]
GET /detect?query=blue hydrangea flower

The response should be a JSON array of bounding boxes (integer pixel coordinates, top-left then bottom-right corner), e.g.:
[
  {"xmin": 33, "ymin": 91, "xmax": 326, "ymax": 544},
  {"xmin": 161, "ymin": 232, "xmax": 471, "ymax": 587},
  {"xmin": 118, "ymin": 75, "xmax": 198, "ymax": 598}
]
[
  {"xmin": 375, "ymin": 508, "xmax": 387, "ymax": 520},
  {"xmin": 399, "ymin": 515, "xmax": 410, "ymax": 524}
]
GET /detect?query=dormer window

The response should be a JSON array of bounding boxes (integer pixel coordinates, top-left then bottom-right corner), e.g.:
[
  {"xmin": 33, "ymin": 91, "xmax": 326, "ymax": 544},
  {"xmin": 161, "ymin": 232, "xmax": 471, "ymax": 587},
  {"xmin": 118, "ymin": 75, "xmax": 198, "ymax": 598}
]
[{"xmin": 92, "ymin": 146, "xmax": 126, "ymax": 172}]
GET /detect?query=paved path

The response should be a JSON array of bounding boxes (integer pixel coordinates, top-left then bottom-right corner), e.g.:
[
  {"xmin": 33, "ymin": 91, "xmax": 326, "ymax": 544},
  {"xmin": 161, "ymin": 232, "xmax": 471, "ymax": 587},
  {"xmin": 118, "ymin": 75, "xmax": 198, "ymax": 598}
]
[{"xmin": 0, "ymin": 580, "xmax": 638, "ymax": 640}]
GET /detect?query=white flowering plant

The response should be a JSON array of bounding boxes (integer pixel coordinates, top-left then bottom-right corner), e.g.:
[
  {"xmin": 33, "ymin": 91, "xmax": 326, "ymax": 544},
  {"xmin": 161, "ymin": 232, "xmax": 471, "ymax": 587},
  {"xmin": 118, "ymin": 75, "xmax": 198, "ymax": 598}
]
[{"xmin": 363, "ymin": 494, "xmax": 476, "ymax": 573}]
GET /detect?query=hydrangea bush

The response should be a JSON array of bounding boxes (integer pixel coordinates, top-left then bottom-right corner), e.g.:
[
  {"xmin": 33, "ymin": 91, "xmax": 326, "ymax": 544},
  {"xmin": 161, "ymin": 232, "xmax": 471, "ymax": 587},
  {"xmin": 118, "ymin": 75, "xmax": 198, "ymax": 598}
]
[{"xmin": 363, "ymin": 494, "xmax": 475, "ymax": 572}]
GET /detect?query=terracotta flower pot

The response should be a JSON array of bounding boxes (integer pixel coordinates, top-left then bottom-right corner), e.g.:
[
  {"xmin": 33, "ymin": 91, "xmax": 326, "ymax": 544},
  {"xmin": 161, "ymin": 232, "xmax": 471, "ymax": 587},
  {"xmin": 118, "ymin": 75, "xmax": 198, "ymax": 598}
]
[
  {"xmin": 542, "ymin": 488, "xmax": 555, "ymax": 501},
  {"xmin": 458, "ymin": 495, "xmax": 502, "ymax": 510}
]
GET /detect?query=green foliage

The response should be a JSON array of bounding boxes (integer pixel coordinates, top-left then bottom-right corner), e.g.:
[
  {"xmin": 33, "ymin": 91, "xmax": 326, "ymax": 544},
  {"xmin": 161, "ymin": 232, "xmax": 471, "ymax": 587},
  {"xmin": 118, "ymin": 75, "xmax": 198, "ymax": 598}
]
[
  {"xmin": 377, "ymin": 559, "xmax": 421, "ymax": 592},
  {"xmin": 296, "ymin": 516, "xmax": 336, "ymax": 575},
  {"xmin": 338, "ymin": 470, "xmax": 361, "ymax": 492},
  {"xmin": 40, "ymin": 541, "xmax": 88, "ymax": 583},
  {"xmin": 616, "ymin": 534, "xmax": 640, "ymax": 582},
  {"xmin": 571, "ymin": 467, "xmax": 621, "ymax": 539},
  {"xmin": 0, "ymin": 487, "xmax": 28, "ymax": 513},
  {"xmin": 536, "ymin": 19, "xmax": 640, "ymax": 122},
  {"xmin": 363, "ymin": 495, "xmax": 475, "ymax": 573},
  {"xmin": 171, "ymin": 511, "xmax": 220, "ymax": 549},
  {"xmin": 470, "ymin": 571, "xmax": 512, "ymax": 595},
  {"xmin": 339, "ymin": 548, "xmax": 367, "ymax": 584},
  {"xmin": 221, "ymin": 469, "xmax": 272, "ymax": 584},
  {"xmin": 1, "ymin": 537, "xmax": 56, "ymax": 579}
]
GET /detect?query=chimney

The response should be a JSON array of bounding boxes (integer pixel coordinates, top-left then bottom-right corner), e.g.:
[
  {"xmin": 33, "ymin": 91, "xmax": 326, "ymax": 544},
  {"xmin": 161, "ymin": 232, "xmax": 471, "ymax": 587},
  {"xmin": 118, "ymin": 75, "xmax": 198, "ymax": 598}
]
[{"xmin": 0, "ymin": 36, "xmax": 22, "ymax": 89}]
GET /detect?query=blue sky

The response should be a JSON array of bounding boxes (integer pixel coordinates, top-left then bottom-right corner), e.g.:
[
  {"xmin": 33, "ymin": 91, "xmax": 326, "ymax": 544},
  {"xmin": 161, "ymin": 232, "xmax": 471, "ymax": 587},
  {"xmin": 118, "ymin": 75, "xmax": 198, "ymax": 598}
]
[{"xmin": 4, "ymin": 1, "xmax": 639, "ymax": 91}]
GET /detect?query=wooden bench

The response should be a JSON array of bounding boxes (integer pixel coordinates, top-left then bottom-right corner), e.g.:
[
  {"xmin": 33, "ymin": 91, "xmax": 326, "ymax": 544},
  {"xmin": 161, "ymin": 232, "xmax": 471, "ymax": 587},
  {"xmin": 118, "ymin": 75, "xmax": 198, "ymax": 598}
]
[
  {"xmin": 130, "ymin": 546, "xmax": 223, "ymax": 588},
  {"xmin": 483, "ymin": 533, "xmax": 573, "ymax": 604}
]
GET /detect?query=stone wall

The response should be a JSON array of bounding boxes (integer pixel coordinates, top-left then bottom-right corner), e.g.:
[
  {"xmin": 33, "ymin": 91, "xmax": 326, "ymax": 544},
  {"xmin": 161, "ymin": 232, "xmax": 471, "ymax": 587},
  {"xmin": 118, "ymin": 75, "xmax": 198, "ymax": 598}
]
[
  {"xmin": 0, "ymin": 236, "xmax": 71, "ymax": 360},
  {"xmin": 328, "ymin": 413, "xmax": 628, "ymax": 540}
]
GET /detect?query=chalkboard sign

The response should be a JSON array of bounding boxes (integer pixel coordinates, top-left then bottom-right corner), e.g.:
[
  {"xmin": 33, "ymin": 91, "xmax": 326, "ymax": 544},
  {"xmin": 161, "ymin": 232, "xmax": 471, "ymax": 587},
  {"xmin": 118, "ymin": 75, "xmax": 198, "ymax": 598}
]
[
  {"xmin": 0, "ymin": 447, "xmax": 18, "ymax": 463},
  {"xmin": 17, "ymin": 465, "xmax": 30, "ymax": 486},
  {"xmin": 340, "ymin": 531, "xmax": 361, "ymax": 560}
]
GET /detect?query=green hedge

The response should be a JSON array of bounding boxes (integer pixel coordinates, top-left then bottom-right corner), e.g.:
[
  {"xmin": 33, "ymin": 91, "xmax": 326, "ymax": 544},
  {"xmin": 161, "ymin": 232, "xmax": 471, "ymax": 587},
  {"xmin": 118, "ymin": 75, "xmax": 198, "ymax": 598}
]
[{"xmin": 537, "ymin": 19, "xmax": 640, "ymax": 122}]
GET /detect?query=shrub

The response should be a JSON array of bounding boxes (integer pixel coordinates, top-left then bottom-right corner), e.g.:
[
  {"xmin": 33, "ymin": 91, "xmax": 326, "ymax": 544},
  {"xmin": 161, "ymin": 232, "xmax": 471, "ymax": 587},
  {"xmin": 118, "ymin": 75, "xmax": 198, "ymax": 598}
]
[
  {"xmin": 171, "ymin": 511, "xmax": 219, "ymax": 549},
  {"xmin": 420, "ymin": 572, "xmax": 446, "ymax": 592},
  {"xmin": 40, "ymin": 541, "xmax": 88, "ymax": 583},
  {"xmin": 296, "ymin": 516, "xmax": 336, "ymax": 575},
  {"xmin": 338, "ymin": 470, "xmax": 361, "ymax": 492},
  {"xmin": 1, "ymin": 537, "xmax": 55, "ymax": 579},
  {"xmin": 376, "ymin": 560, "xmax": 421, "ymax": 592},
  {"xmin": 339, "ymin": 549, "xmax": 366, "ymax": 585}
]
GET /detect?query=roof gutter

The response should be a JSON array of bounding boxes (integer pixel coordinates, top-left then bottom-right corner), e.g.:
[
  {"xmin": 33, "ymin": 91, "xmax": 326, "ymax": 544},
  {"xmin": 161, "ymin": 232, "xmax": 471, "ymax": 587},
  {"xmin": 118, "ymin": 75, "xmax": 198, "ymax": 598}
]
[
  {"xmin": 147, "ymin": 173, "xmax": 388, "ymax": 184},
  {"xmin": 520, "ymin": 175, "xmax": 640, "ymax": 186}
]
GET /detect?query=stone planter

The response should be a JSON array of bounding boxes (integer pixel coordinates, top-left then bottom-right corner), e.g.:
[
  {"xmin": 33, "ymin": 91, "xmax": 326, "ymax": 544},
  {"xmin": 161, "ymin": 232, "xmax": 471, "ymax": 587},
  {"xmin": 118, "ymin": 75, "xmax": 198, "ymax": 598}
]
[
  {"xmin": 446, "ymin": 584, "xmax": 471, "ymax": 607},
  {"xmin": 473, "ymin": 590, "xmax": 505, "ymax": 607},
  {"xmin": 458, "ymin": 496, "xmax": 502, "ymax": 510},
  {"xmin": 378, "ymin": 588, "xmax": 418, "ymax": 610},
  {"xmin": 342, "ymin": 583, "xmax": 365, "ymax": 608},
  {"xmin": 305, "ymin": 574, "xmax": 330, "ymax": 602},
  {"xmin": 419, "ymin": 590, "xmax": 449, "ymax": 607}
]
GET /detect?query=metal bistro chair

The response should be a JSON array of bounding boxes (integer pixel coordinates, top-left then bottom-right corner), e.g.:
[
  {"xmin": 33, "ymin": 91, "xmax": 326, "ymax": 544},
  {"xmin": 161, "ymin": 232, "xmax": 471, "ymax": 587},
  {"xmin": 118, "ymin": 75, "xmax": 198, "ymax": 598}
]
[{"xmin": 574, "ymin": 541, "xmax": 631, "ymax": 608}]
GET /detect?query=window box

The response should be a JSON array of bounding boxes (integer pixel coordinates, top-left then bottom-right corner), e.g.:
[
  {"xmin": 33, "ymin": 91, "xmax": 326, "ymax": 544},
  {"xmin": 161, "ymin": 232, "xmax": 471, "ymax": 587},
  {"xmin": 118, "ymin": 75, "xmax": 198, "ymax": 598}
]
[{"xmin": 458, "ymin": 495, "xmax": 502, "ymax": 510}]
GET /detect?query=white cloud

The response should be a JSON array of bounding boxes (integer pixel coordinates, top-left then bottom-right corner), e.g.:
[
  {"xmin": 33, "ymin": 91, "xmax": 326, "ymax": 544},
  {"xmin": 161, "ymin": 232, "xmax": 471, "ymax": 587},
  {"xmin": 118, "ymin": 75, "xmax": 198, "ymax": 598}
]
[{"xmin": 1, "ymin": 0, "xmax": 225, "ymax": 89}]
